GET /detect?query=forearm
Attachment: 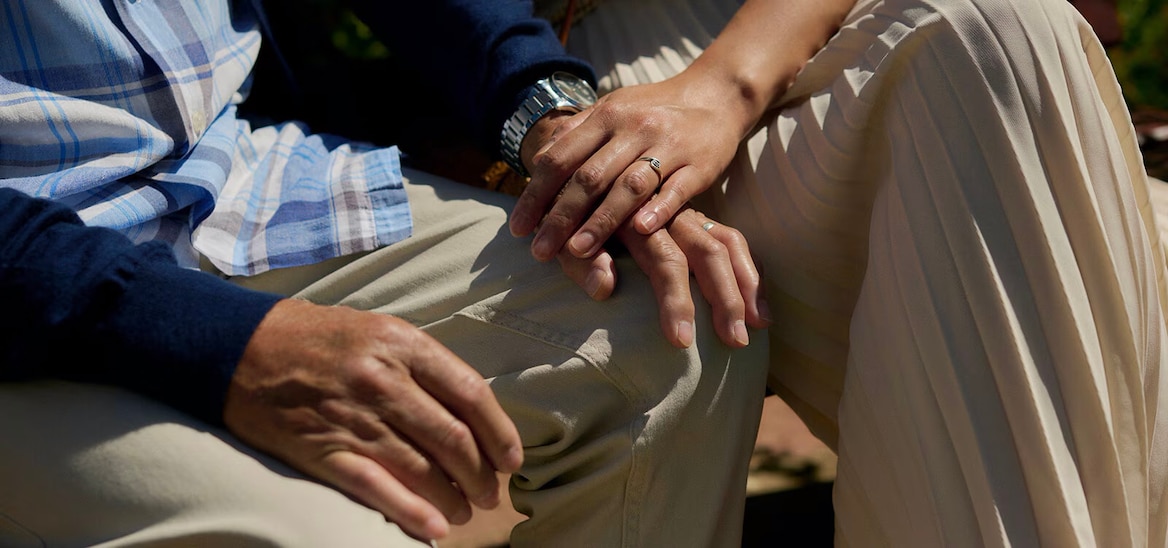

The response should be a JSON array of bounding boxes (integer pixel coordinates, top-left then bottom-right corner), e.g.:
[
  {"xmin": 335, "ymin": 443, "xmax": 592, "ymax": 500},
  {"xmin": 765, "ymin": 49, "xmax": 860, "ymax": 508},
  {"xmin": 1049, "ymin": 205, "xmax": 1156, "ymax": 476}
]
[
  {"xmin": 0, "ymin": 188, "xmax": 281, "ymax": 423},
  {"xmin": 681, "ymin": 0, "xmax": 856, "ymax": 140}
]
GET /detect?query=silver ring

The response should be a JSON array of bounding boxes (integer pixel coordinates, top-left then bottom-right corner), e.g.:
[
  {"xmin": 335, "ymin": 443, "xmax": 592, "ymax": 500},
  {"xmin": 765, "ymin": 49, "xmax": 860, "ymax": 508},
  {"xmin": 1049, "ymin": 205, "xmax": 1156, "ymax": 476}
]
[
  {"xmin": 637, "ymin": 156, "xmax": 663, "ymax": 182},
  {"xmin": 701, "ymin": 221, "xmax": 716, "ymax": 232}
]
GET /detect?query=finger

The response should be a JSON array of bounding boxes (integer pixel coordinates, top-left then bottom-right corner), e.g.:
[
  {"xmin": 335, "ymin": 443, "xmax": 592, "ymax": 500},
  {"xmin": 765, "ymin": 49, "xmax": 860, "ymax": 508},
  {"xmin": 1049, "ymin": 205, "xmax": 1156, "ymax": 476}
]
[
  {"xmin": 556, "ymin": 247, "xmax": 617, "ymax": 300},
  {"xmin": 714, "ymin": 221, "xmax": 772, "ymax": 329},
  {"xmin": 371, "ymin": 359, "xmax": 506, "ymax": 510},
  {"xmin": 635, "ymin": 165, "xmax": 706, "ymax": 234},
  {"xmin": 510, "ymin": 112, "xmax": 601, "ymax": 238},
  {"xmin": 568, "ymin": 156, "xmax": 663, "ymax": 259},
  {"xmin": 312, "ymin": 397, "xmax": 474, "ymax": 523},
  {"xmin": 401, "ymin": 333, "xmax": 524, "ymax": 475},
  {"xmin": 530, "ymin": 140, "xmax": 637, "ymax": 262},
  {"xmin": 671, "ymin": 213, "xmax": 750, "ymax": 347},
  {"xmin": 314, "ymin": 450, "xmax": 450, "ymax": 542},
  {"xmin": 617, "ymin": 225, "xmax": 697, "ymax": 348}
]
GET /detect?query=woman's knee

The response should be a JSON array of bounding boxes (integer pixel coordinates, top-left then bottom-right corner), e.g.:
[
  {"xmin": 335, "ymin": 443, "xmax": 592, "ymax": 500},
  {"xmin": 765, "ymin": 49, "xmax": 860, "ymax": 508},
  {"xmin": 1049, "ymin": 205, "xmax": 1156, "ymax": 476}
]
[{"xmin": 891, "ymin": 0, "xmax": 1087, "ymax": 57}]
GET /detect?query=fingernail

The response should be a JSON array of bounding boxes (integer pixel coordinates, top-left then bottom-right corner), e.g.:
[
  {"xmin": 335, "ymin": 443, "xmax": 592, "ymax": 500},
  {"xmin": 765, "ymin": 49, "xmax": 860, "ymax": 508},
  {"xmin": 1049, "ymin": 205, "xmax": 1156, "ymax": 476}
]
[
  {"xmin": 677, "ymin": 320, "xmax": 694, "ymax": 348},
  {"xmin": 757, "ymin": 298, "xmax": 773, "ymax": 325},
  {"xmin": 639, "ymin": 211, "xmax": 658, "ymax": 231},
  {"xmin": 571, "ymin": 231, "xmax": 598, "ymax": 257},
  {"xmin": 425, "ymin": 515, "xmax": 450, "ymax": 540},
  {"xmin": 452, "ymin": 504, "xmax": 473, "ymax": 524},
  {"xmin": 473, "ymin": 490, "xmax": 500, "ymax": 509},
  {"xmin": 585, "ymin": 268, "xmax": 608, "ymax": 299},
  {"xmin": 733, "ymin": 320, "xmax": 750, "ymax": 346},
  {"xmin": 510, "ymin": 208, "xmax": 536, "ymax": 237},
  {"xmin": 531, "ymin": 232, "xmax": 553, "ymax": 261},
  {"xmin": 506, "ymin": 444, "xmax": 524, "ymax": 470}
]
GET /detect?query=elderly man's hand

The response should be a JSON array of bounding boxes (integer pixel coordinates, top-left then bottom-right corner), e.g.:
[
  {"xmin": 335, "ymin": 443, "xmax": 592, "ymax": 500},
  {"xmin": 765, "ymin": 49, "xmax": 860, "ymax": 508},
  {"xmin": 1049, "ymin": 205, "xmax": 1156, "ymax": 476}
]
[
  {"xmin": 555, "ymin": 206, "xmax": 770, "ymax": 349},
  {"xmin": 223, "ymin": 299, "xmax": 523, "ymax": 542}
]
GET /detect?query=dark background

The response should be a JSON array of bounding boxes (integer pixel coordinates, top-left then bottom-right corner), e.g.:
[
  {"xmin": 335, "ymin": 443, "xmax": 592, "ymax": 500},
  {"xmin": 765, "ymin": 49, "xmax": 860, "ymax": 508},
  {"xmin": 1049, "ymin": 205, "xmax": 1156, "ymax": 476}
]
[{"xmin": 244, "ymin": 0, "xmax": 1168, "ymax": 186}]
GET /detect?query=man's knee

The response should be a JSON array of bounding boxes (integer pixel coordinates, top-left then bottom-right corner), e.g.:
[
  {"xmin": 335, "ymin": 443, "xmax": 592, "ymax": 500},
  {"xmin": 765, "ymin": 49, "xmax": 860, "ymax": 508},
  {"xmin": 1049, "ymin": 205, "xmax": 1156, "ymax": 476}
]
[{"xmin": 0, "ymin": 382, "xmax": 420, "ymax": 547}]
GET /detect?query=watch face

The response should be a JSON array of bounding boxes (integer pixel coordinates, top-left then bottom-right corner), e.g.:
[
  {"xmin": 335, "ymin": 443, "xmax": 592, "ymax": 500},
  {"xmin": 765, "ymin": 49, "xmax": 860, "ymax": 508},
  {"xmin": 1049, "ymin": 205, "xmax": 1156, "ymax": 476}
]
[{"xmin": 551, "ymin": 72, "xmax": 597, "ymax": 107}]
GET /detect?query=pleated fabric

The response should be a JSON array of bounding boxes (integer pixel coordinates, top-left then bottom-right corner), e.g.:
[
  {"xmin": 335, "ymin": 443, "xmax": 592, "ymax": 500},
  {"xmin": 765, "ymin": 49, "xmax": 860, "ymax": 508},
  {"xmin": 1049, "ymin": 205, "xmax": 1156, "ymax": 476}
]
[{"xmin": 567, "ymin": 0, "xmax": 1168, "ymax": 545}]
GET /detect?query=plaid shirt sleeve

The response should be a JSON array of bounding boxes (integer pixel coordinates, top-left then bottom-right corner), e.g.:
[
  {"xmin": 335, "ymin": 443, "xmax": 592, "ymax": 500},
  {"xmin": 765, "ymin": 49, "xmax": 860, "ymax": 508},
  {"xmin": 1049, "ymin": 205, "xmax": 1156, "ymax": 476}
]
[{"xmin": 0, "ymin": 0, "xmax": 411, "ymax": 276}]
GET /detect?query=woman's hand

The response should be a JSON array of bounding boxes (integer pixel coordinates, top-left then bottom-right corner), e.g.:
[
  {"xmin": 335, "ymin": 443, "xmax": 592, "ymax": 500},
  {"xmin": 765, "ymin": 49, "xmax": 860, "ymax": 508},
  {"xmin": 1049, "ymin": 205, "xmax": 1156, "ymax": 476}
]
[
  {"xmin": 508, "ymin": 0, "xmax": 854, "ymax": 266},
  {"xmin": 555, "ymin": 206, "xmax": 771, "ymax": 348},
  {"xmin": 511, "ymin": 73, "xmax": 756, "ymax": 263}
]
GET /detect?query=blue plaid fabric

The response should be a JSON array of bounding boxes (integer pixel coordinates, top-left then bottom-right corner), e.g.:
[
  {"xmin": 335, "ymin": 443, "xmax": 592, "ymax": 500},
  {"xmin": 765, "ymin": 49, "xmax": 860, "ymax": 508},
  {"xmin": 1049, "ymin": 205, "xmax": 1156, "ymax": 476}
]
[{"xmin": 0, "ymin": 0, "xmax": 411, "ymax": 276}]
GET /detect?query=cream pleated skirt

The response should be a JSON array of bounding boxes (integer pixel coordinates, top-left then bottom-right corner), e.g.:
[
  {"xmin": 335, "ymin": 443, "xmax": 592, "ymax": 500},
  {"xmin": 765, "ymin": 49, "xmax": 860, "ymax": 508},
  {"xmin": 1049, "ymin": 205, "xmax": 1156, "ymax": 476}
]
[{"xmin": 567, "ymin": 0, "xmax": 1168, "ymax": 545}]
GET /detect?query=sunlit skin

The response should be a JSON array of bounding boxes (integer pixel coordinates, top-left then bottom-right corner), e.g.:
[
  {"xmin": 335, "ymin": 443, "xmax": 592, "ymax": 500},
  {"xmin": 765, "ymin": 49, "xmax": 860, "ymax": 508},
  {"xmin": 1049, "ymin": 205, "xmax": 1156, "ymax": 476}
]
[
  {"xmin": 513, "ymin": 0, "xmax": 856, "ymax": 348},
  {"xmin": 225, "ymin": 299, "xmax": 523, "ymax": 541},
  {"xmin": 223, "ymin": 1, "xmax": 858, "ymax": 541}
]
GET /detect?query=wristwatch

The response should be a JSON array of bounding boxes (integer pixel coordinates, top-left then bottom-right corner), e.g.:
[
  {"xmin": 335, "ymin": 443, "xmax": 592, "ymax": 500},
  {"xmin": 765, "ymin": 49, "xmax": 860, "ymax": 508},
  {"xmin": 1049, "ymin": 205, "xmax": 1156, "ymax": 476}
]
[{"xmin": 500, "ymin": 71, "xmax": 597, "ymax": 178}]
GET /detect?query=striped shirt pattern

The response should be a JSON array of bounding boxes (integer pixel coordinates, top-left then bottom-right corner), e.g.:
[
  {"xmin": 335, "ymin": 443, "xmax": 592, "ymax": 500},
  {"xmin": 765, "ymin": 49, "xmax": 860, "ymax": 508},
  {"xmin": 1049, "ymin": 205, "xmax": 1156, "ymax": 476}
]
[{"xmin": 0, "ymin": 0, "xmax": 411, "ymax": 275}]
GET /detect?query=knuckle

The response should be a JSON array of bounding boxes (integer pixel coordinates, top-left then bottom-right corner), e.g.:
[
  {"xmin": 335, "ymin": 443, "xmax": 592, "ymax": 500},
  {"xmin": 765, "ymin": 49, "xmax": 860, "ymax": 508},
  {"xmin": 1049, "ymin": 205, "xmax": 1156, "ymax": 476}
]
[
  {"xmin": 661, "ymin": 183, "xmax": 688, "ymax": 206},
  {"xmin": 316, "ymin": 398, "xmax": 352, "ymax": 421},
  {"xmin": 388, "ymin": 326, "xmax": 431, "ymax": 361},
  {"xmin": 397, "ymin": 450, "xmax": 434, "ymax": 480},
  {"xmin": 571, "ymin": 164, "xmax": 606, "ymax": 195},
  {"xmin": 349, "ymin": 359, "xmax": 398, "ymax": 395},
  {"xmin": 514, "ymin": 189, "xmax": 540, "ymax": 212},
  {"xmin": 345, "ymin": 460, "xmax": 386, "ymax": 490},
  {"xmin": 592, "ymin": 100, "xmax": 622, "ymax": 123},
  {"xmin": 366, "ymin": 314, "xmax": 405, "ymax": 343},
  {"xmin": 542, "ymin": 208, "xmax": 575, "ymax": 232},
  {"xmin": 634, "ymin": 112, "xmax": 661, "ymax": 134},
  {"xmin": 532, "ymin": 147, "xmax": 569, "ymax": 174},
  {"xmin": 451, "ymin": 374, "xmax": 489, "ymax": 406},
  {"xmin": 621, "ymin": 170, "xmax": 656, "ymax": 195},
  {"xmin": 437, "ymin": 419, "xmax": 474, "ymax": 453},
  {"xmin": 590, "ymin": 208, "xmax": 621, "ymax": 234},
  {"xmin": 610, "ymin": 102, "xmax": 652, "ymax": 131},
  {"xmin": 722, "ymin": 228, "xmax": 747, "ymax": 247},
  {"xmin": 695, "ymin": 238, "xmax": 728, "ymax": 259},
  {"xmin": 655, "ymin": 244, "xmax": 689, "ymax": 271},
  {"xmin": 402, "ymin": 324, "xmax": 432, "ymax": 347}
]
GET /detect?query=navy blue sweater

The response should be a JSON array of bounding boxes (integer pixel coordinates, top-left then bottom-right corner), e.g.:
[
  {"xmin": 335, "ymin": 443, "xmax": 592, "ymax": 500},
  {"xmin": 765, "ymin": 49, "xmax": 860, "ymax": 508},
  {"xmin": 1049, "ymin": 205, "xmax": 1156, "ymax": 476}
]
[
  {"xmin": 351, "ymin": 1, "xmax": 596, "ymax": 154},
  {"xmin": 0, "ymin": 0, "xmax": 595, "ymax": 425}
]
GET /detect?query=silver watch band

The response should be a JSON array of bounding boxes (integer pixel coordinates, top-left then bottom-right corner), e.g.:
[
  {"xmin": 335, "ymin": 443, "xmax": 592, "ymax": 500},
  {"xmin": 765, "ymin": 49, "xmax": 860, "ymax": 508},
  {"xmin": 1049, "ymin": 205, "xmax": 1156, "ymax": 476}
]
[
  {"xmin": 499, "ymin": 82, "xmax": 562, "ymax": 178},
  {"xmin": 499, "ymin": 73, "xmax": 594, "ymax": 178}
]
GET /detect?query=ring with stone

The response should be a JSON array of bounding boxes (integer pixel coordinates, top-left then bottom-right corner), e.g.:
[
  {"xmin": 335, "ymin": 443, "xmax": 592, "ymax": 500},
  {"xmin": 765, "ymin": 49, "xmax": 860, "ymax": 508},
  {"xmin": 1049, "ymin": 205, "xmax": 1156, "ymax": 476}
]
[{"xmin": 701, "ymin": 221, "xmax": 716, "ymax": 232}]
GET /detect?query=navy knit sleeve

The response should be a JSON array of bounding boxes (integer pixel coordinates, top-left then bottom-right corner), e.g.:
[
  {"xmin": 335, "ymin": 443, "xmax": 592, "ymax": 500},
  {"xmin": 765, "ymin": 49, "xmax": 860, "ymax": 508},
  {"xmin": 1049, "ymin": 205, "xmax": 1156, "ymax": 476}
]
[
  {"xmin": 345, "ymin": 0, "xmax": 597, "ymax": 155},
  {"xmin": 0, "ymin": 188, "xmax": 282, "ymax": 424}
]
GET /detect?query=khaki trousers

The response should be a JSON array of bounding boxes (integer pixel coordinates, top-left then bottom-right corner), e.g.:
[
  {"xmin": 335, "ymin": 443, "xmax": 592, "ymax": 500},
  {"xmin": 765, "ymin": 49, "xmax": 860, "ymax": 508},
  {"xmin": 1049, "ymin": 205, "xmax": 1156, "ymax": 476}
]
[
  {"xmin": 3, "ymin": 0, "xmax": 1166, "ymax": 546},
  {"xmin": 568, "ymin": 0, "xmax": 1168, "ymax": 544},
  {"xmin": 0, "ymin": 171, "xmax": 768, "ymax": 547}
]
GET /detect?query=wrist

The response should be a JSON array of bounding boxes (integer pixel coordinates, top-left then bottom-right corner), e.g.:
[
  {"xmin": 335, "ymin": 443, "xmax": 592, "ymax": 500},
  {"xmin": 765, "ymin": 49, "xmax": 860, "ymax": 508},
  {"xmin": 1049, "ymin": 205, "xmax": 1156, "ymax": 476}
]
[
  {"xmin": 500, "ymin": 72, "xmax": 597, "ymax": 177},
  {"xmin": 676, "ymin": 63, "xmax": 779, "ymax": 141}
]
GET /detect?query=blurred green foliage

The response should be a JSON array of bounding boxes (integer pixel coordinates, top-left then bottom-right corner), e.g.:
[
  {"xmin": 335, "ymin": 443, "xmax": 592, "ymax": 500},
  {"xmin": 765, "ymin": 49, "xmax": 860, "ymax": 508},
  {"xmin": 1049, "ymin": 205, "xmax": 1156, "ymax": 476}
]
[
  {"xmin": 330, "ymin": 9, "xmax": 389, "ymax": 60},
  {"xmin": 1113, "ymin": 0, "xmax": 1168, "ymax": 110}
]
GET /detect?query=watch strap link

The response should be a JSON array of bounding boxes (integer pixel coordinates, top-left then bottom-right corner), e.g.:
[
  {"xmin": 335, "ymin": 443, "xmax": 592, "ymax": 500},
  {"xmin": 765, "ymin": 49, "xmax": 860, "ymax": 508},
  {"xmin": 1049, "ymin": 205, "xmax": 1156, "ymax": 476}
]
[
  {"xmin": 500, "ymin": 73, "xmax": 594, "ymax": 179},
  {"xmin": 500, "ymin": 83, "xmax": 561, "ymax": 178}
]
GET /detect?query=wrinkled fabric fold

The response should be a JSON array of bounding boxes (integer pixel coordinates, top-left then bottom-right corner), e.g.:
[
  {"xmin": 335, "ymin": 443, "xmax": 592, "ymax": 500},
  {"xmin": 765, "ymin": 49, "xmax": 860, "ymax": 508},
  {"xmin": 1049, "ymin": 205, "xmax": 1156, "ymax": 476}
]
[{"xmin": 569, "ymin": 0, "xmax": 1168, "ymax": 544}]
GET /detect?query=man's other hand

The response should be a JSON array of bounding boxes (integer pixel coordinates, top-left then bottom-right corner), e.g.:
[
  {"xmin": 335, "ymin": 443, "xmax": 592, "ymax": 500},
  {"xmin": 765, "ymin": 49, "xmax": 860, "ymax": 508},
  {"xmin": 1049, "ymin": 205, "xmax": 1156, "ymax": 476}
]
[
  {"xmin": 223, "ymin": 299, "xmax": 523, "ymax": 542},
  {"xmin": 555, "ymin": 207, "xmax": 771, "ymax": 349}
]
